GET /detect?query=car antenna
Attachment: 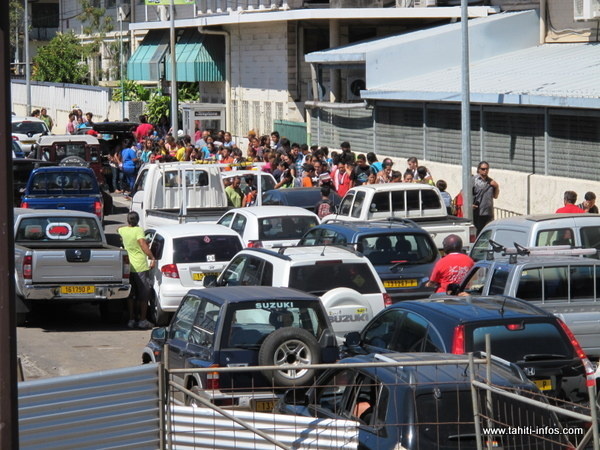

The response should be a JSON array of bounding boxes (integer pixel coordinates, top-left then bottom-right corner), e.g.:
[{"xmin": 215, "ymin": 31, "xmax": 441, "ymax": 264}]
[
  {"xmin": 320, "ymin": 245, "xmax": 327, "ymax": 256},
  {"xmin": 499, "ymin": 296, "xmax": 508, "ymax": 316}
]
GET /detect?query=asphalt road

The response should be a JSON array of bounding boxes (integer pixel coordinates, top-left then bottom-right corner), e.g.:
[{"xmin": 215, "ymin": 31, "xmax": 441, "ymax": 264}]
[{"xmin": 16, "ymin": 194, "xmax": 153, "ymax": 381}]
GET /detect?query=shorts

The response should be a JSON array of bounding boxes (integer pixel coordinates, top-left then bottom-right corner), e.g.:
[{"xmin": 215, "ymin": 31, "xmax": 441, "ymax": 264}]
[{"xmin": 130, "ymin": 270, "xmax": 152, "ymax": 302}]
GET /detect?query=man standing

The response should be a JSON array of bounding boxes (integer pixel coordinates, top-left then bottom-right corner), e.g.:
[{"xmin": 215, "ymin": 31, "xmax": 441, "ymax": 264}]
[
  {"xmin": 225, "ymin": 176, "xmax": 244, "ymax": 207},
  {"xmin": 314, "ymin": 186, "xmax": 334, "ymax": 219},
  {"xmin": 118, "ymin": 211, "xmax": 156, "ymax": 329},
  {"xmin": 40, "ymin": 108, "xmax": 54, "ymax": 131},
  {"xmin": 556, "ymin": 191, "xmax": 585, "ymax": 213},
  {"xmin": 353, "ymin": 154, "xmax": 371, "ymax": 186},
  {"xmin": 473, "ymin": 161, "xmax": 500, "ymax": 235},
  {"xmin": 135, "ymin": 114, "xmax": 154, "ymax": 142},
  {"xmin": 426, "ymin": 235, "xmax": 474, "ymax": 294},
  {"xmin": 578, "ymin": 191, "xmax": 599, "ymax": 213}
]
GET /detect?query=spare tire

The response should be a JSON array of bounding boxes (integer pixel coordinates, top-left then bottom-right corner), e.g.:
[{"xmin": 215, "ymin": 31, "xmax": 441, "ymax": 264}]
[
  {"xmin": 59, "ymin": 156, "xmax": 89, "ymax": 167},
  {"xmin": 258, "ymin": 327, "xmax": 320, "ymax": 387}
]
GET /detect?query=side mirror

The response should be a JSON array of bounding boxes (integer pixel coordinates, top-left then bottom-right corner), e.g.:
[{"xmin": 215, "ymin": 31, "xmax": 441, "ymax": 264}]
[
  {"xmin": 283, "ymin": 388, "xmax": 309, "ymax": 406},
  {"xmin": 446, "ymin": 283, "xmax": 462, "ymax": 295},
  {"xmin": 151, "ymin": 327, "xmax": 167, "ymax": 341},
  {"xmin": 344, "ymin": 331, "xmax": 361, "ymax": 347},
  {"xmin": 203, "ymin": 274, "xmax": 218, "ymax": 287}
]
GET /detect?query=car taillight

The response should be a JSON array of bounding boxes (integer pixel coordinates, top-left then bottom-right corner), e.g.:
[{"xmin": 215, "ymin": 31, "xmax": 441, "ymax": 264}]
[
  {"xmin": 21, "ymin": 202, "xmax": 29, "ymax": 208},
  {"xmin": 469, "ymin": 226, "xmax": 477, "ymax": 243},
  {"xmin": 12, "ymin": 135, "xmax": 19, "ymax": 141},
  {"xmin": 383, "ymin": 293, "xmax": 393, "ymax": 307},
  {"xmin": 506, "ymin": 323, "xmax": 524, "ymax": 331},
  {"xmin": 451, "ymin": 324, "xmax": 466, "ymax": 354},
  {"xmin": 206, "ymin": 370, "xmax": 220, "ymax": 390},
  {"xmin": 94, "ymin": 201, "xmax": 102, "ymax": 219},
  {"xmin": 557, "ymin": 319, "xmax": 595, "ymax": 381},
  {"xmin": 161, "ymin": 264, "xmax": 179, "ymax": 279},
  {"xmin": 23, "ymin": 255, "xmax": 33, "ymax": 279},
  {"xmin": 247, "ymin": 240, "xmax": 262, "ymax": 248},
  {"xmin": 123, "ymin": 254, "xmax": 130, "ymax": 279}
]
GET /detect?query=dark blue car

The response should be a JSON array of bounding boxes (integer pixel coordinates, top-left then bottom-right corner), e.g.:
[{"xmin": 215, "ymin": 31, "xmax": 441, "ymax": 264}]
[
  {"xmin": 21, "ymin": 166, "xmax": 104, "ymax": 222},
  {"xmin": 299, "ymin": 220, "xmax": 439, "ymax": 301}
]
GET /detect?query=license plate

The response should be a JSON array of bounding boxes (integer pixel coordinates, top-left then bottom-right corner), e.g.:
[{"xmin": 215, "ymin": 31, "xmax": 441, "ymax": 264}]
[
  {"xmin": 60, "ymin": 285, "xmax": 95, "ymax": 295},
  {"xmin": 192, "ymin": 272, "xmax": 218, "ymax": 281},
  {"xmin": 533, "ymin": 379, "xmax": 553, "ymax": 391},
  {"xmin": 384, "ymin": 279, "xmax": 418, "ymax": 288},
  {"xmin": 253, "ymin": 400, "xmax": 275, "ymax": 412}
]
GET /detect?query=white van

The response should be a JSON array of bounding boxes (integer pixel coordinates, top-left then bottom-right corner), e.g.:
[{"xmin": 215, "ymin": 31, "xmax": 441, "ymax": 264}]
[{"xmin": 470, "ymin": 213, "xmax": 600, "ymax": 260}]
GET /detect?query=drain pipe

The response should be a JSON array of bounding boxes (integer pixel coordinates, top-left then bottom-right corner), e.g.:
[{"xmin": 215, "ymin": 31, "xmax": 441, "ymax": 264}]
[{"xmin": 198, "ymin": 27, "xmax": 231, "ymax": 130}]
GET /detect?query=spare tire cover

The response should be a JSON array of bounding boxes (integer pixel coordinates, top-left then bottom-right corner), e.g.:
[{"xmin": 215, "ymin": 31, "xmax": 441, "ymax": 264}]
[{"xmin": 320, "ymin": 287, "xmax": 373, "ymax": 340}]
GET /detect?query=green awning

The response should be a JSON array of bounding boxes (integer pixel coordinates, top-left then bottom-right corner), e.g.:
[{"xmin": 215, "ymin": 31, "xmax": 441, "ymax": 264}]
[
  {"xmin": 165, "ymin": 30, "xmax": 225, "ymax": 82},
  {"xmin": 127, "ymin": 30, "xmax": 170, "ymax": 81}
]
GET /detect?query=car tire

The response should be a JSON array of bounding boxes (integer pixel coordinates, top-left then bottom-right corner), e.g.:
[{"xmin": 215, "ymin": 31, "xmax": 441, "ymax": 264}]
[
  {"xmin": 99, "ymin": 300, "xmax": 125, "ymax": 324},
  {"xmin": 258, "ymin": 327, "xmax": 320, "ymax": 387},
  {"xmin": 150, "ymin": 292, "xmax": 170, "ymax": 326}
]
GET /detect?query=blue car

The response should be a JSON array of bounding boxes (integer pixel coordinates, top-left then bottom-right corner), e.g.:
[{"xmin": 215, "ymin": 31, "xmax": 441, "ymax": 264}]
[
  {"xmin": 20, "ymin": 166, "xmax": 104, "ymax": 222},
  {"xmin": 299, "ymin": 219, "xmax": 439, "ymax": 301}
]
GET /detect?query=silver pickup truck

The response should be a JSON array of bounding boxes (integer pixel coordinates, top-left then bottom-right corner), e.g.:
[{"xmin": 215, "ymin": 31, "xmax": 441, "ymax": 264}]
[{"xmin": 14, "ymin": 208, "xmax": 131, "ymax": 325}]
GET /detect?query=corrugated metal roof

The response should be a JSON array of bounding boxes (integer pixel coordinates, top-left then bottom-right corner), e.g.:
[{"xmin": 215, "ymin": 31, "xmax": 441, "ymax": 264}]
[{"xmin": 363, "ymin": 43, "xmax": 600, "ymax": 108}]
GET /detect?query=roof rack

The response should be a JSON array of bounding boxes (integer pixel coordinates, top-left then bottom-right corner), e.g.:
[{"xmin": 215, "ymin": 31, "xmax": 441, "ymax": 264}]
[
  {"xmin": 485, "ymin": 240, "xmax": 597, "ymax": 263},
  {"xmin": 275, "ymin": 244, "xmax": 360, "ymax": 257}
]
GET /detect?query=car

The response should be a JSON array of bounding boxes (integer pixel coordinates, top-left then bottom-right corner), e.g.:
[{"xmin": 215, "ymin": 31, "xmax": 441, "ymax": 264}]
[
  {"xmin": 298, "ymin": 219, "xmax": 439, "ymax": 301},
  {"xmin": 217, "ymin": 205, "xmax": 320, "ymax": 248},
  {"xmin": 342, "ymin": 296, "xmax": 592, "ymax": 403},
  {"xmin": 20, "ymin": 166, "xmax": 105, "ymax": 222},
  {"xmin": 144, "ymin": 223, "xmax": 244, "ymax": 325},
  {"xmin": 276, "ymin": 352, "xmax": 563, "ymax": 450},
  {"xmin": 141, "ymin": 286, "xmax": 339, "ymax": 410},
  {"xmin": 206, "ymin": 245, "xmax": 389, "ymax": 341},
  {"xmin": 261, "ymin": 187, "xmax": 342, "ymax": 212},
  {"xmin": 220, "ymin": 170, "xmax": 277, "ymax": 193},
  {"xmin": 12, "ymin": 140, "xmax": 25, "ymax": 158},
  {"xmin": 11, "ymin": 116, "xmax": 50, "ymax": 155}
]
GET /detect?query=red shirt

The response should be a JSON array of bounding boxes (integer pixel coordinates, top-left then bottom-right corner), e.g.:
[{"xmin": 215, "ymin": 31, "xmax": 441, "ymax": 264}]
[
  {"xmin": 429, "ymin": 253, "xmax": 474, "ymax": 293},
  {"xmin": 336, "ymin": 172, "xmax": 352, "ymax": 196},
  {"xmin": 135, "ymin": 123, "xmax": 154, "ymax": 142},
  {"xmin": 555, "ymin": 204, "xmax": 585, "ymax": 214}
]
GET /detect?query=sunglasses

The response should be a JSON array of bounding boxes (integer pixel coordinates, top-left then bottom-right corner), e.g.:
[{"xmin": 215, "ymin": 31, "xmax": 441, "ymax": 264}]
[{"xmin": 479, "ymin": 167, "xmax": 489, "ymax": 171}]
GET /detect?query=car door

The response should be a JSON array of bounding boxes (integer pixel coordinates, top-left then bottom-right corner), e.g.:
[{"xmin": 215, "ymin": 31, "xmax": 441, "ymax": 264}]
[
  {"xmin": 360, "ymin": 309, "xmax": 407, "ymax": 353},
  {"xmin": 167, "ymin": 295, "xmax": 204, "ymax": 384}
]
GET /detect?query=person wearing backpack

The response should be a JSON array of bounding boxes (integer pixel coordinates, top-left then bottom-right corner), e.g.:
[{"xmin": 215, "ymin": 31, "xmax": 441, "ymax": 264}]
[{"xmin": 315, "ymin": 186, "xmax": 335, "ymax": 219}]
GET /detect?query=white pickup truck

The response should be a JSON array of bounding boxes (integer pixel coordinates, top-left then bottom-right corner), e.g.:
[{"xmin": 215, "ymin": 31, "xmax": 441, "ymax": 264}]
[
  {"xmin": 14, "ymin": 208, "xmax": 131, "ymax": 325},
  {"xmin": 323, "ymin": 183, "xmax": 476, "ymax": 250}
]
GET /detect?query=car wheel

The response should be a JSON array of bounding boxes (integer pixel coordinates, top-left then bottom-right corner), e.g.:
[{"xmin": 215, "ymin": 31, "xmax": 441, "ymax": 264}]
[
  {"xmin": 99, "ymin": 300, "xmax": 125, "ymax": 324},
  {"xmin": 258, "ymin": 328, "xmax": 320, "ymax": 387},
  {"xmin": 150, "ymin": 292, "xmax": 170, "ymax": 326}
]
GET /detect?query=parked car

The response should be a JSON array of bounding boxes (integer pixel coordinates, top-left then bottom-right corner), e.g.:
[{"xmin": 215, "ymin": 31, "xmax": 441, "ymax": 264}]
[
  {"xmin": 217, "ymin": 206, "xmax": 319, "ymax": 248},
  {"xmin": 11, "ymin": 116, "xmax": 50, "ymax": 155},
  {"xmin": 457, "ymin": 246, "xmax": 600, "ymax": 359},
  {"xmin": 20, "ymin": 166, "xmax": 105, "ymax": 222},
  {"xmin": 206, "ymin": 245, "xmax": 389, "ymax": 341},
  {"xmin": 261, "ymin": 187, "xmax": 342, "ymax": 212},
  {"xmin": 343, "ymin": 296, "xmax": 592, "ymax": 403},
  {"xmin": 276, "ymin": 352, "xmax": 564, "ymax": 450},
  {"xmin": 144, "ymin": 223, "xmax": 244, "ymax": 325},
  {"xmin": 299, "ymin": 219, "xmax": 439, "ymax": 301},
  {"xmin": 470, "ymin": 213, "xmax": 600, "ymax": 261},
  {"xmin": 12, "ymin": 158, "xmax": 56, "ymax": 206},
  {"xmin": 142, "ymin": 286, "xmax": 339, "ymax": 409},
  {"xmin": 12, "ymin": 140, "xmax": 25, "ymax": 158}
]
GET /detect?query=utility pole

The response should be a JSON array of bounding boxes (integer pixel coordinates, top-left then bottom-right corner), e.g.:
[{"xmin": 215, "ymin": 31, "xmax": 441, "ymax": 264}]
[
  {"xmin": 461, "ymin": 0, "xmax": 473, "ymax": 221},
  {"xmin": 119, "ymin": 0, "xmax": 125, "ymax": 120},
  {"xmin": 169, "ymin": 0, "xmax": 178, "ymax": 134},
  {"xmin": 0, "ymin": 0, "xmax": 19, "ymax": 447},
  {"xmin": 24, "ymin": 0, "xmax": 31, "ymax": 114}
]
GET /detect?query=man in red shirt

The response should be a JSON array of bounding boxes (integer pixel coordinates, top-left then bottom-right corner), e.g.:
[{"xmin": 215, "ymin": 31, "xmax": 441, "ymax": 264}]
[
  {"xmin": 556, "ymin": 191, "xmax": 585, "ymax": 214},
  {"xmin": 426, "ymin": 235, "xmax": 474, "ymax": 294},
  {"xmin": 135, "ymin": 114, "xmax": 154, "ymax": 142}
]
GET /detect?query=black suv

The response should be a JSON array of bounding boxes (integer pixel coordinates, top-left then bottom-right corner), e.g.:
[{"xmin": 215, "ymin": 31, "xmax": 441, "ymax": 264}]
[
  {"xmin": 298, "ymin": 219, "xmax": 439, "ymax": 301},
  {"xmin": 343, "ymin": 296, "xmax": 591, "ymax": 403}
]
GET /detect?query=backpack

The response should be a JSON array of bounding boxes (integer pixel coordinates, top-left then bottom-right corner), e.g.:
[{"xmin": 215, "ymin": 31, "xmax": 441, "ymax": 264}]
[{"xmin": 316, "ymin": 200, "xmax": 333, "ymax": 219}]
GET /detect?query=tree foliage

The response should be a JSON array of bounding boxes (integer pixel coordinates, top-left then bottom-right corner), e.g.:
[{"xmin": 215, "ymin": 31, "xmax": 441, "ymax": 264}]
[
  {"xmin": 32, "ymin": 32, "xmax": 89, "ymax": 84},
  {"xmin": 112, "ymin": 80, "xmax": 151, "ymax": 102},
  {"xmin": 9, "ymin": 0, "xmax": 24, "ymax": 53}
]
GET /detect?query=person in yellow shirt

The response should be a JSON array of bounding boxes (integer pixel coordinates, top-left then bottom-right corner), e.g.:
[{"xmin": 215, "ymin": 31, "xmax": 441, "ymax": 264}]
[{"xmin": 175, "ymin": 139, "xmax": 186, "ymax": 161}]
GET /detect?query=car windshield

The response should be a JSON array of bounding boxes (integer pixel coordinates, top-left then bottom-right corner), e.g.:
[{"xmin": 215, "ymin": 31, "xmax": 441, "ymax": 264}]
[
  {"xmin": 12, "ymin": 121, "xmax": 48, "ymax": 135},
  {"xmin": 259, "ymin": 216, "xmax": 318, "ymax": 240},
  {"xmin": 29, "ymin": 171, "xmax": 97, "ymax": 193},
  {"xmin": 172, "ymin": 235, "xmax": 242, "ymax": 264},
  {"xmin": 226, "ymin": 300, "xmax": 324, "ymax": 348},
  {"xmin": 470, "ymin": 322, "xmax": 573, "ymax": 361},
  {"xmin": 289, "ymin": 262, "xmax": 381, "ymax": 295},
  {"xmin": 55, "ymin": 143, "xmax": 87, "ymax": 161},
  {"xmin": 15, "ymin": 216, "xmax": 102, "ymax": 243},
  {"xmin": 359, "ymin": 233, "xmax": 437, "ymax": 266}
]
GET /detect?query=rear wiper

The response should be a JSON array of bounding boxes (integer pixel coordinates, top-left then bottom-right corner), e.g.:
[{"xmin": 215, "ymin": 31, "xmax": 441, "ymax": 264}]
[
  {"xmin": 522, "ymin": 354, "xmax": 568, "ymax": 361},
  {"xmin": 447, "ymin": 433, "xmax": 477, "ymax": 441},
  {"xmin": 389, "ymin": 260, "xmax": 409, "ymax": 270}
]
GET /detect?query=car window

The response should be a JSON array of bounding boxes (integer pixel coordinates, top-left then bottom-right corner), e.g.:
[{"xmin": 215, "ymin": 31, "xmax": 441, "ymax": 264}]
[
  {"xmin": 392, "ymin": 312, "xmax": 440, "ymax": 353},
  {"xmin": 580, "ymin": 227, "xmax": 600, "ymax": 259},
  {"xmin": 536, "ymin": 228, "xmax": 575, "ymax": 247},
  {"xmin": 231, "ymin": 214, "xmax": 247, "ymax": 234},
  {"xmin": 221, "ymin": 255, "xmax": 269, "ymax": 286},
  {"xmin": 173, "ymin": 235, "xmax": 242, "ymax": 263},
  {"xmin": 260, "ymin": 191, "xmax": 280, "ymax": 206},
  {"xmin": 351, "ymin": 191, "xmax": 366, "ymax": 219},
  {"xmin": 338, "ymin": 193, "xmax": 354, "ymax": 215},
  {"xmin": 420, "ymin": 190, "xmax": 442, "ymax": 210},
  {"xmin": 132, "ymin": 167, "xmax": 148, "ymax": 194},
  {"xmin": 218, "ymin": 212, "xmax": 235, "ymax": 228},
  {"xmin": 360, "ymin": 233, "xmax": 437, "ymax": 266},
  {"xmin": 347, "ymin": 373, "xmax": 387, "ymax": 427},
  {"xmin": 289, "ymin": 262, "xmax": 381, "ymax": 295},
  {"xmin": 313, "ymin": 368, "xmax": 356, "ymax": 415},
  {"xmin": 258, "ymin": 216, "xmax": 318, "ymax": 240},
  {"xmin": 371, "ymin": 192, "xmax": 389, "ymax": 213},
  {"xmin": 470, "ymin": 322, "xmax": 573, "ymax": 361},
  {"xmin": 470, "ymin": 230, "xmax": 493, "ymax": 261},
  {"xmin": 12, "ymin": 121, "xmax": 48, "ymax": 135},
  {"xmin": 169, "ymin": 295, "xmax": 203, "ymax": 341},
  {"xmin": 261, "ymin": 174, "xmax": 276, "ymax": 191},
  {"xmin": 149, "ymin": 233, "xmax": 165, "ymax": 260},
  {"xmin": 517, "ymin": 265, "xmax": 600, "ymax": 301},
  {"xmin": 30, "ymin": 171, "xmax": 96, "ymax": 192},
  {"xmin": 391, "ymin": 190, "xmax": 405, "ymax": 211},
  {"xmin": 496, "ymin": 229, "xmax": 527, "ymax": 248},
  {"xmin": 488, "ymin": 267, "xmax": 509, "ymax": 295},
  {"xmin": 15, "ymin": 216, "xmax": 102, "ymax": 243},
  {"xmin": 189, "ymin": 300, "xmax": 220, "ymax": 348},
  {"xmin": 362, "ymin": 309, "xmax": 405, "ymax": 349},
  {"xmin": 300, "ymin": 228, "xmax": 321, "ymax": 246},
  {"xmin": 461, "ymin": 266, "xmax": 488, "ymax": 294}
]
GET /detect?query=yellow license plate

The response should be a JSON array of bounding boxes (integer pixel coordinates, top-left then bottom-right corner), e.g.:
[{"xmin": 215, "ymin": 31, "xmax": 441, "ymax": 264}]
[
  {"xmin": 253, "ymin": 400, "xmax": 275, "ymax": 412},
  {"xmin": 384, "ymin": 279, "xmax": 418, "ymax": 288},
  {"xmin": 534, "ymin": 379, "xmax": 553, "ymax": 391},
  {"xmin": 192, "ymin": 272, "xmax": 218, "ymax": 281},
  {"xmin": 60, "ymin": 285, "xmax": 95, "ymax": 295}
]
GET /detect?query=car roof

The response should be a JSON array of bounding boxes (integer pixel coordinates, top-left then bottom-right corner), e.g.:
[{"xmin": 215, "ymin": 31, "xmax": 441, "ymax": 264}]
[
  {"xmin": 147, "ymin": 223, "xmax": 242, "ymax": 238},
  {"xmin": 227, "ymin": 205, "xmax": 319, "ymax": 218},
  {"xmin": 12, "ymin": 116, "xmax": 46, "ymax": 123},
  {"xmin": 14, "ymin": 208, "xmax": 99, "ymax": 220},
  {"xmin": 484, "ymin": 213, "xmax": 598, "ymax": 227},
  {"xmin": 240, "ymin": 245, "xmax": 365, "ymax": 263},
  {"xmin": 477, "ymin": 254, "xmax": 600, "ymax": 266},
  {"xmin": 32, "ymin": 166, "xmax": 95, "ymax": 174},
  {"xmin": 390, "ymin": 296, "xmax": 551, "ymax": 322},
  {"xmin": 220, "ymin": 170, "xmax": 274, "ymax": 178},
  {"xmin": 186, "ymin": 286, "xmax": 319, "ymax": 304},
  {"xmin": 351, "ymin": 183, "xmax": 439, "ymax": 193},
  {"xmin": 38, "ymin": 135, "xmax": 100, "ymax": 145},
  {"xmin": 312, "ymin": 220, "xmax": 428, "ymax": 236}
]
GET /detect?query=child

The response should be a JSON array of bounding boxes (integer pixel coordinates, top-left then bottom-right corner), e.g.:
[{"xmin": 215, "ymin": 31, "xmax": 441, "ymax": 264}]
[{"xmin": 436, "ymin": 179, "xmax": 452, "ymax": 215}]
